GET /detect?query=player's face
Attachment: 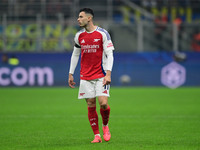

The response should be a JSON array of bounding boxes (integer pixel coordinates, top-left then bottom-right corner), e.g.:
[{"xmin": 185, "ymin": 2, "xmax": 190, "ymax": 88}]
[{"xmin": 77, "ymin": 12, "xmax": 91, "ymax": 27}]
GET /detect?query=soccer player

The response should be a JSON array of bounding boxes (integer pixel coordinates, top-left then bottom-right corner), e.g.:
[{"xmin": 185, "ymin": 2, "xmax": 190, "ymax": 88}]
[{"xmin": 68, "ymin": 8, "xmax": 114, "ymax": 143}]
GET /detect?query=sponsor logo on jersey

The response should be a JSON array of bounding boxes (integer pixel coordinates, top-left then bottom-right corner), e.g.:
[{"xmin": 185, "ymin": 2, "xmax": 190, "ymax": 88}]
[
  {"xmin": 94, "ymin": 39, "xmax": 100, "ymax": 42},
  {"xmin": 81, "ymin": 44, "xmax": 100, "ymax": 53},
  {"xmin": 81, "ymin": 44, "xmax": 99, "ymax": 49},
  {"xmin": 81, "ymin": 39, "xmax": 85, "ymax": 43},
  {"xmin": 83, "ymin": 49, "xmax": 97, "ymax": 53}
]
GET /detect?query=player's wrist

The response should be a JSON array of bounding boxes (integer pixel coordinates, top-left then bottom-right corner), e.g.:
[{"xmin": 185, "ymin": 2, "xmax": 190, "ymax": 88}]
[
  {"xmin": 69, "ymin": 73, "xmax": 74, "ymax": 79},
  {"xmin": 106, "ymin": 70, "xmax": 111, "ymax": 77}
]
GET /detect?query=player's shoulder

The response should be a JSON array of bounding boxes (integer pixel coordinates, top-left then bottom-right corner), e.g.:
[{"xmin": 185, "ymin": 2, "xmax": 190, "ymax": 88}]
[
  {"xmin": 96, "ymin": 27, "xmax": 111, "ymax": 40},
  {"xmin": 96, "ymin": 27, "xmax": 109, "ymax": 34},
  {"xmin": 75, "ymin": 29, "xmax": 85, "ymax": 37},
  {"xmin": 74, "ymin": 29, "xmax": 85, "ymax": 44}
]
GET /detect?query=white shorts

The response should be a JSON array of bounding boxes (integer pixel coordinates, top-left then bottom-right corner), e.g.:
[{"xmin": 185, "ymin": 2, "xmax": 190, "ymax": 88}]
[{"xmin": 78, "ymin": 77, "xmax": 110, "ymax": 99}]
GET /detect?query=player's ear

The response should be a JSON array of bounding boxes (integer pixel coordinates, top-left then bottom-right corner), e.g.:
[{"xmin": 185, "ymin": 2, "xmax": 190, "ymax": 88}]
[{"xmin": 88, "ymin": 15, "xmax": 92, "ymax": 21}]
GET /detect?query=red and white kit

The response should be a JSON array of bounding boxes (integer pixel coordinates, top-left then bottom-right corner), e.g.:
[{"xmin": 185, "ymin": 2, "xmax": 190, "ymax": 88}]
[{"xmin": 69, "ymin": 26, "xmax": 114, "ymax": 99}]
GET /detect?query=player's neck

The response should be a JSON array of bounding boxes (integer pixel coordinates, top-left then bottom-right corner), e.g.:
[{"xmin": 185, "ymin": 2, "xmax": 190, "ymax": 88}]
[{"xmin": 85, "ymin": 24, "xmax": 97, "ymax": 33}]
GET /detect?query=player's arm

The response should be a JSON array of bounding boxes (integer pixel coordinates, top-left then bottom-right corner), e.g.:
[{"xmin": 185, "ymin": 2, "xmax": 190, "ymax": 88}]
[
  {"xmin": 101, "ymin": 29, "xmax": 114, "ymax": 86},
  {"xmin": 68, "ymin": 44, "xmax": 81, "ymax": 88},
  {"xmin": 103, "ymin": 50, "xmax": 114, "ymax": 86}
]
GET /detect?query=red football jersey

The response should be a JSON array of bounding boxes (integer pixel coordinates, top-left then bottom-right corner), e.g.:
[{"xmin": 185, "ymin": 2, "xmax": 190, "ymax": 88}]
[{"xmin": 74, "ymin": 27, "xmax": 114, "ymax": 80}]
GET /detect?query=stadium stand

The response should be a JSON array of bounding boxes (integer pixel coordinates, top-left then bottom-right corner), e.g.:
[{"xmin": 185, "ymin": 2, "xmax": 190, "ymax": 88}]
[{"xmin": 0, "ymin": 0, "xmax": 200, "ymax": 52}]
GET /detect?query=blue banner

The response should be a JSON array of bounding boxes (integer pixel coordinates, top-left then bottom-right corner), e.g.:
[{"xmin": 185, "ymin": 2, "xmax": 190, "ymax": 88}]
[{"xmin": 0, "ymin": 52, "xmax": 200, "ymax": 87}]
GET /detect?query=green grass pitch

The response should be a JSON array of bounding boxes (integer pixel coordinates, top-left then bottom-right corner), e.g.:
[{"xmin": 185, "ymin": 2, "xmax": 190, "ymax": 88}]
[{"xmin": 0, "ymin": 87, "xmax": 200, "ymax": 150}]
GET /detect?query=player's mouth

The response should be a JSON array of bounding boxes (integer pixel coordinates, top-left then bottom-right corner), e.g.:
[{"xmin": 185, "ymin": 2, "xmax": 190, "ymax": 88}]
[{"xmin": 79, "ymin": 23, "xmax": 84, "ymax": 27}]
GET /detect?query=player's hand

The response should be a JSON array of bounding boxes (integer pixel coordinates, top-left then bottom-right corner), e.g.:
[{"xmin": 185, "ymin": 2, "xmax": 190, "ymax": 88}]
[
  {"xmin": 103, "ymin": 75, "xmax": 111, "ymax": 86},
  {"xmin": 68, "ymin": 73, "xmax": 76, "ymax": 88},
  {"xmin": 103, "ymin": 71, "xmax": 111, "ymax": 86}
]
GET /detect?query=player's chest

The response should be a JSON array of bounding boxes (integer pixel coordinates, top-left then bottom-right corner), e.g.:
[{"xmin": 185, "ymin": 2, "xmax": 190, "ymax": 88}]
[{"xmin": 79, "ymin": 33, "xmax": 102, "ymax": 45}]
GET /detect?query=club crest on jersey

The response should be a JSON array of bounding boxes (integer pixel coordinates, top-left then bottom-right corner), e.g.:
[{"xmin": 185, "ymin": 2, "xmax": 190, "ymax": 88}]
[
  {"xmin": 81, "ymin": 39, "xmax": 85, "ymax": 43},
  {"xmin": 93, "ymin": 39, "xmax": 100, "ymax": 42},
  {"xmin": 80, "ymin": 93, "xmax": 85, "ymax": 96}
]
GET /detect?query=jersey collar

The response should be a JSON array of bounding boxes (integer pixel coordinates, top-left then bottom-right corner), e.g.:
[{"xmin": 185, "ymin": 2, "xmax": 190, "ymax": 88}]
[{"xmin": 85, "ymin": 26, "xmax": 98, "ymax": 33}]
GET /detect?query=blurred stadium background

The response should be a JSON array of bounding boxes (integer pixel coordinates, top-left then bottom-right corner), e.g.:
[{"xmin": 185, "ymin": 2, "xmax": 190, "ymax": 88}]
[
  {"xmin": 1, "ymin": 1, "xmax": 200, "ymax": 149},
  {"xmin": 0, "ymin": 0, "xmax": 200, "ymax": 87}
]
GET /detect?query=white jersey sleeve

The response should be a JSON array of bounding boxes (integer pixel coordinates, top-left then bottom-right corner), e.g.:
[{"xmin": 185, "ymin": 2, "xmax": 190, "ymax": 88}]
[
  {"xmin": 102, "ymin": 30, "xmax": 114, "ymax": 53},
  {"xmin": 69, "ymin": 32, "xmax": 82, "ymax": 74},
  {"xmin": 105, "ymin": 50, "xmax": 114, "ymax": 71},
  {"xmin": 98, "ymin": 28, "xmax": 114, "ymax": 72},
  {"xmin": 69, "ymin": 46, "xmax": 81, "ymax": 74}
]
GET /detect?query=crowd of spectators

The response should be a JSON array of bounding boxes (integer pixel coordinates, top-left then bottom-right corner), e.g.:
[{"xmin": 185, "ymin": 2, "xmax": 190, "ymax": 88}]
[
  {"xmin": 1, "ymin": 0, "xmax": 200, "ymax": 18},
  {"xmin": 0, "ymin": 0, "xmax": 72, "ymax": 19},
  {"xmin": 130, "ymin": 0, "xmax": 200, "ymax": 7}
]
